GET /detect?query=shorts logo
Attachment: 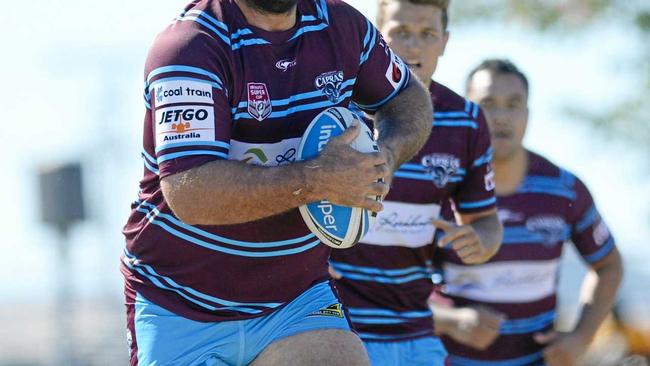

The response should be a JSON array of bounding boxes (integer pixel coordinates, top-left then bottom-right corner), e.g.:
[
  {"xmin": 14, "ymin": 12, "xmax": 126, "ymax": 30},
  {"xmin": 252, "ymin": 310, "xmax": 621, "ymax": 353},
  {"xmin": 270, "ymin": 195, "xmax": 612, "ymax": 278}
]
[
  {"xmin": 275, "ymin": 59, "xmax": 297, "ymax": 72},
  {"xmin": 526, "ymin": 215, "xmax": 567, "ymax": 245},
  {"xmin": 315, "ymin": 71, "xmax": 344, "ymax": 103},
  {"xmin": 308, "ymin": 303, "xmax": 344, "ymax": 318},
  {"xmin": 247, "ymin": 82, "xmax": 272, "ymax": 121},
  {"xmin": 421, "ymin": 153, "xmax": 460, "ymax": 188}
]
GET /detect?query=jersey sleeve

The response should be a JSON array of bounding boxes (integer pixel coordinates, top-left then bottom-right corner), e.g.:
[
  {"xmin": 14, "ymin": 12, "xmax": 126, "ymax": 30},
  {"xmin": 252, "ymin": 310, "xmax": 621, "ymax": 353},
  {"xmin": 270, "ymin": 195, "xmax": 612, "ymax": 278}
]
[
  {"xmin": 143, "ymin": 29, "xmax": 232, "ymax": 179},
  {"xmin": 349, "ymin": 12, "xmax": 411, "ymax": 112},
  {"xmin": 569, "ymin": 176, "xmax": 617, "ymax": 264},
  {"xmin": 451, "ymin": 104, "xmax": 497, "ymax": 213}
]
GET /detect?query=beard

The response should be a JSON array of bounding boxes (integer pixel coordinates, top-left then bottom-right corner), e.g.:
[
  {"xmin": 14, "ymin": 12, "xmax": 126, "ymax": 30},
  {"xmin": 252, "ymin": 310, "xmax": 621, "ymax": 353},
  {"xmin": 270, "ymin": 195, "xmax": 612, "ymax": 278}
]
[{"xmin": 244, "ymin": 0, "xmax": 299, "ymax": 14}]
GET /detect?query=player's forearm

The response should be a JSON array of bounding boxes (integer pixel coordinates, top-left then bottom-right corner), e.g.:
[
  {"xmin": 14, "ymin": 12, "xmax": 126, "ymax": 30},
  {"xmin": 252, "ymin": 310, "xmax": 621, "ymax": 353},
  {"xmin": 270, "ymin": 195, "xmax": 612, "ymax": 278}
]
[
  {"xmin": 468, "ymin": 213, "xmax": 503, "ymax": 263},
  {"xmin": 431, "ymin": 303, "xmax": 466, "ymax": 335},
  {"xmin": 161, "ymin": 160, "xmax": 320, "ymax": 225},
  {"xmin": 374, "ymin": 78, "xmax": 432, "ymax": 170},
  {"xmin": 574, "ymin": 248, "xmax": 623, "ymax": 341}
]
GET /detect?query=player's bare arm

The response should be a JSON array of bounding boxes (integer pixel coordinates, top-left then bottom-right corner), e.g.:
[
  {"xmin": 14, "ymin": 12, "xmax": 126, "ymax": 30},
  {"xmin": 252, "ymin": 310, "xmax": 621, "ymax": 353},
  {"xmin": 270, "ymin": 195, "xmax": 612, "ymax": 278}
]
[
  {"xmin": 162, "ymin": 124, "xmax": 390, "ymax": 226},
  {"xmin": 534, "ymin": 248, "xmax": 623, "ymax": 366},
  {"xmin": 432, "ymin": 208, "xmax": 503, "ymax": 264},
  {"xmin": 432, "ymin": 303, "xmax": 505, "ymax": 350},
  {"xmin": 374, "ymin": 77, "xmax": 433, "ymax": 171}
]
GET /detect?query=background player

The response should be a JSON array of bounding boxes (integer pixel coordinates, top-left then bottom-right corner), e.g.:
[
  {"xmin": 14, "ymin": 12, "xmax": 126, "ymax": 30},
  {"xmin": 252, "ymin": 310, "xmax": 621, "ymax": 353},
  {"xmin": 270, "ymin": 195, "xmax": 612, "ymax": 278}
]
[
  {"xmin": 122, "ymin": 0, "xmax": 433, "ymax": 365},
  {"xmin": 433, "ymin": 59, "xmax": 624, "ymax": 366},
  {"xmin": 330, "ymin": 1, "xmax": 502, "ymax": 364}
]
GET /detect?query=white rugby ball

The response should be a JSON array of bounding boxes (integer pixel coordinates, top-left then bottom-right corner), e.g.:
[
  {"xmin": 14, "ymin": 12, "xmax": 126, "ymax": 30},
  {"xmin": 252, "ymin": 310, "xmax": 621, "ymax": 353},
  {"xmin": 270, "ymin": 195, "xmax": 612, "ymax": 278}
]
[{"xmin": 297, "ymin": 106, "xmax": 380, "ymax": 249}]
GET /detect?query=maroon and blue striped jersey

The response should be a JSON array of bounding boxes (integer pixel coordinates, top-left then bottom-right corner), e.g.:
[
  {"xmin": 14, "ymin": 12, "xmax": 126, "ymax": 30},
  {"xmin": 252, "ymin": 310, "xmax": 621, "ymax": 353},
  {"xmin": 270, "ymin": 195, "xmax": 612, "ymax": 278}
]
[
  {"xmin": 439, "ymin": 151, "xmax": 616, "ymax": 366},
  {"xmin": 331, "ymin": 82, "xmax": 496, "ymax": 341},
  {"xmin": 121, "ymin": 0, "xmax": 411, "ymax": 322}
]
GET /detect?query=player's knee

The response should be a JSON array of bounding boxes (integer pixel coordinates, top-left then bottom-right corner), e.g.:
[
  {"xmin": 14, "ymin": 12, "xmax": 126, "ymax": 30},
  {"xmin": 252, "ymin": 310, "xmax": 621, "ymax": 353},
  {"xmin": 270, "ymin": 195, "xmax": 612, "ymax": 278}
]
[{"xmin": 252, "ymin": 329, "xmax": 369, "ymax": 366}]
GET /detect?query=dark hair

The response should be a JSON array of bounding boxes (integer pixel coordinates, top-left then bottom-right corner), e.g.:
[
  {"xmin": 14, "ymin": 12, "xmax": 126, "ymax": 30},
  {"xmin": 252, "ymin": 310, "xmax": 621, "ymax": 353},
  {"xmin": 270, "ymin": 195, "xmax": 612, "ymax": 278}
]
[
  {"xmin": 377, "ymin": 0, "xmax": 450, "ymax": 30},
  {"xmin": 466, "ymin": 59, "xmax": 529, "ymax": 94}
]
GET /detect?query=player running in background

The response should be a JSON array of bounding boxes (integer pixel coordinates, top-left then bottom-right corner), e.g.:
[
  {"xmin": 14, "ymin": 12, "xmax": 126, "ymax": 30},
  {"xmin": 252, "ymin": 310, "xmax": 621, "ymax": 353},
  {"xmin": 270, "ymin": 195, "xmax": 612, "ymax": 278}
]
[
  {"xmin": 433, "ymin": 59, "xmax": 624, "ymax": 366},
  {"xmin": 330, "ymin": 1, "xmax": 502, "ymax": 364},
  {"xmin": 121, "ymin": 0, "xmax": 433, "ymax": 365}
]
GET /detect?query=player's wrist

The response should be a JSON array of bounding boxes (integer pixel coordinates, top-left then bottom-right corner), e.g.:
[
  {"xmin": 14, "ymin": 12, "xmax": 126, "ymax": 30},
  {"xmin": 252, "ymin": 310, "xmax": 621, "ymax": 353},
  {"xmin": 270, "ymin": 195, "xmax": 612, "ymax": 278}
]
[{"xmin": 296, "ymin": 160, "xmax": 323, "ymax": 203}]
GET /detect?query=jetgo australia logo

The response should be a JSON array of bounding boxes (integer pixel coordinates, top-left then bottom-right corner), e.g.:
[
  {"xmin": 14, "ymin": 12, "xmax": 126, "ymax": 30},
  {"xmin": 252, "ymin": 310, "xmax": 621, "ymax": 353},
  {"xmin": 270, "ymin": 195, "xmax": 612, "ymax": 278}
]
[
  {"xmin": 157, "ymin": 108, "xmax": 211, "ymax": 142},
  {"xmin": 421, "ymin": 153, "xmax": 460, "ymax": 188},
  {"xmin": 385, "ymin": 48, "xmax": 406, "ymax": 89},
  {"xmin": 315, "ymin": 71, "xmax": 344, "ymax": 103},
  {"xmin": 247, "ymin": 82, "xmax": 272, "ymax": 121},
  {"xmin": 275, "ymin": 59, "xmax": 297, "ymax": 72}
]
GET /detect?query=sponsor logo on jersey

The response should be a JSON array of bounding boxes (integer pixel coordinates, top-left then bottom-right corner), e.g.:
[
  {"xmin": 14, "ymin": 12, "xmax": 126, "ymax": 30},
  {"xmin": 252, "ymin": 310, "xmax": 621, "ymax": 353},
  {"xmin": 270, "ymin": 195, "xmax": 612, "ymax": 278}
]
[
  {"xmin": 230, "ymin": 138, "xmax": 300, "ymax": 167},
  {"xmin": 421, "ymin": 153, "xmax": 460, "ymax": 188},
  {"xmin": 155, "ymin": 106, "xmax": 215, "ymax": 147},
  {"xmin": 385, "ymin": 48, "xmax": 406, "ymax": 89},
  {"xmin": 592, "ymin": 219, "xmax": 610, "ymax": 246},
  {"xmin": 363, "ymin": 201, "xmax": 441, "ymax": 248},
  {"xmin": 315, "ymin": 71, "xmax": 344, "ymax": 103},
  {"xmin": 497, "ymin": 209, "xmax": 525, "ymax": 223},
  {"xmin": 308, "ymin": 303, "xmax": 344, "ymax": 318},
  {"xmin": 526, "ymin": 215, "xmax": 568, "ymax": 245},
  {"xmin": 247, "ymin": 83, "xmax": 272, "ymax": 121},
  {"xmin": 275, "ymin": 59, "xmax": 297, "ymax": 72},
  {"xmin": 126, "ymin": 329, "xmax": 133, "ymax": 356},
  {"xmin": 484, "ymin": 165, "xmax": 496, "ymax": 191},
  {"xmin": 153, "ymin": 79, "xmax": 213, "ymax": 107}
]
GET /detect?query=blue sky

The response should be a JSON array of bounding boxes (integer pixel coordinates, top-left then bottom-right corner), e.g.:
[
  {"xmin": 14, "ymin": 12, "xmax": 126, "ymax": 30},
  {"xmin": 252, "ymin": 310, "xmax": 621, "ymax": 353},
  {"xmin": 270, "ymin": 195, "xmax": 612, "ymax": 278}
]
[{"xmin": 1, "ymin": 1, "xmax": 648, "ymax": 311}]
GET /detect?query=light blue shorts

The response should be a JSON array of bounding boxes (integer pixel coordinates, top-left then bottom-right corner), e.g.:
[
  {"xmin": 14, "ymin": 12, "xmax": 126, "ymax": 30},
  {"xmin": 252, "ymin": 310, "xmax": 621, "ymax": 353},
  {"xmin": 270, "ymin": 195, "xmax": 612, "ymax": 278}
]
[
  {"xmin": 132, "ymin": 281, "xmax": 352, "ymax": 366},
  {"xmin": 364, "ymin": 337, "xmax": 448, "ymax": 366}
]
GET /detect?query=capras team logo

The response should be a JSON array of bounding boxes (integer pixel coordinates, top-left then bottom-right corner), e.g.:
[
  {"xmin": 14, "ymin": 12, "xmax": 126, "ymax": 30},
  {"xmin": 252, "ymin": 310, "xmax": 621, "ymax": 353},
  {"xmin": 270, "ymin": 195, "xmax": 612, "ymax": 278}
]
[
  {"xmin": 315, "ymin": 71, "xmax": 344, "ymax": 103},
  {"xmin": 526, "ymin": 215, "xmax": 568, "ymax": 245},
  {"xmin": 247, "ymin": 82, "xmax": 272, "ymax": 121},
  {"xmin": 275, "ymin": 59, "xmax": 297, "ymax": 72},
  {"xmin": 421, "ymin": 153, "xmax": 460, "ymax": 188}
]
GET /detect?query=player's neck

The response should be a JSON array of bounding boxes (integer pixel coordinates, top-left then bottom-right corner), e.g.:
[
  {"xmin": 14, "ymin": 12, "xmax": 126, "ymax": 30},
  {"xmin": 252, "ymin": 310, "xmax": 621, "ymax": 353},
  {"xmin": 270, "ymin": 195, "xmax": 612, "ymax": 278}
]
[
  {"xmin": 493, "ymin": 148, "xmax": 528, "ymax": 196},
  {"xmin": 235, "ymin": 0, "xmax": 297, "ymax": 32}
]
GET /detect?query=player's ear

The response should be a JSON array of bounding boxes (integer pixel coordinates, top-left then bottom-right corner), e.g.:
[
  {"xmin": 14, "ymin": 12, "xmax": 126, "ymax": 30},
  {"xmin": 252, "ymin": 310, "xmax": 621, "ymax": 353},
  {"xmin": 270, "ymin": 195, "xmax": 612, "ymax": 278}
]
[{"xmin": 441, "ymin": 31, "xmax": 450, "ymax": 56}]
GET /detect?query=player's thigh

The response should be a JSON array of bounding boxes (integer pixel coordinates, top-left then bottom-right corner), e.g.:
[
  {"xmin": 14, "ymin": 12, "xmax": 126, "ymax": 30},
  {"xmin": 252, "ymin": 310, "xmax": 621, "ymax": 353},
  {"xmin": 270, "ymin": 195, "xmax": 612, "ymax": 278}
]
[{"xmin": 250, "ymin": 329, "xmax": 370, "ymax": 366}]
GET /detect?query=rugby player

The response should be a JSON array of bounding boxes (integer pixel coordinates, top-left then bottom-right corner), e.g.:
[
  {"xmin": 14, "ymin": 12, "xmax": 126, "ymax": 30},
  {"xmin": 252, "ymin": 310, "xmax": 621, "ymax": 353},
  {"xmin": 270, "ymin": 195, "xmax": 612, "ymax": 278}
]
[
  {"xmin": 433, "ymin": 59, "xmax": 624, "ymax": 366},
  {"xmin": 330, "ymin": 1, "xmax": 503, "ymax": 364},
  {"xmin": 121, "ymin": 0, "xmax": 433, "ymax": 364}
]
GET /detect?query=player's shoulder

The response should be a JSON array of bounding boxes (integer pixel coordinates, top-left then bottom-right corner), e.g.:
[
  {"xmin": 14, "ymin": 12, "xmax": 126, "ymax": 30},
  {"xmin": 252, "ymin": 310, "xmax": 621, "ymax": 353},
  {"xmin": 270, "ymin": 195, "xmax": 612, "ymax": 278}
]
[
  {"xmin": 526, "ymin": 150, "xmax": 584, "ymax": 191},
  {"xmin": 151, "ymin": 0, "xmax": 237, "ymax": 54},
  {"xmin": 431, "ymin": 81, "xmax": 487, "ymax": 131}
]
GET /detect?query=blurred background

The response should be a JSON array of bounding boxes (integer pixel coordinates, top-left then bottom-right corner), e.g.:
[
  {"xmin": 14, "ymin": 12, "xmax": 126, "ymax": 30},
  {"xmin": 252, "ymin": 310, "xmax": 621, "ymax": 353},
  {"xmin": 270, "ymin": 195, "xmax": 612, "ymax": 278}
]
[{"xmin": 0, "ymin": 0, "xmax": 648, "ymax": 365}]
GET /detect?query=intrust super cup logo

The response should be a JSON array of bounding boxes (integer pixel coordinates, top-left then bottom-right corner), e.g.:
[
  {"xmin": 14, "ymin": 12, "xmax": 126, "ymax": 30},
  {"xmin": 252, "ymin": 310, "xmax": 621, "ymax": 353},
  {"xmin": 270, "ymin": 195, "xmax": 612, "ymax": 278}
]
[{"xmin": 247, "ymin": 82, "xmax": 272, "ymax": 121}]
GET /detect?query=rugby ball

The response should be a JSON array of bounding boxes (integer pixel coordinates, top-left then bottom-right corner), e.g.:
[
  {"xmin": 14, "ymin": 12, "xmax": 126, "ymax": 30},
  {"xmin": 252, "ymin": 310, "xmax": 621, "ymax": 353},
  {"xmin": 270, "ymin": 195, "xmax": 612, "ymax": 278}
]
[{"xmin": 297, "ymin": 107, "xmax": 380, "ymax": 249}]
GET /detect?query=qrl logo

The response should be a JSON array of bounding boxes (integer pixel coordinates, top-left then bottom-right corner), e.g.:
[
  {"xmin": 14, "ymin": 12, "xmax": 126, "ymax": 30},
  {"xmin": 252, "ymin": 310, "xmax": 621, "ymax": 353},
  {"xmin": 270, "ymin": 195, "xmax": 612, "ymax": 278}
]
[{"xmin": 158, "ymin": 108, "xmax": 209, "ymax": 124}]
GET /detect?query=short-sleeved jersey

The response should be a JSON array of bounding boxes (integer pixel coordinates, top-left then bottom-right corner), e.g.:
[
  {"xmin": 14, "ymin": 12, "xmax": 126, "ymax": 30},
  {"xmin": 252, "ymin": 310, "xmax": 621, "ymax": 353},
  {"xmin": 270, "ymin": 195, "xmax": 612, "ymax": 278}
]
[
  {"xmin": 438, "ymin": 151, "xmax": 617, "ymax": 365},
  {"xmin": 121, "ymin": 0, "xmax": 411, "ymax": 322},
  {"xmin": 330, "ymin": 82, "xmax": 496, "ymax": 342}
]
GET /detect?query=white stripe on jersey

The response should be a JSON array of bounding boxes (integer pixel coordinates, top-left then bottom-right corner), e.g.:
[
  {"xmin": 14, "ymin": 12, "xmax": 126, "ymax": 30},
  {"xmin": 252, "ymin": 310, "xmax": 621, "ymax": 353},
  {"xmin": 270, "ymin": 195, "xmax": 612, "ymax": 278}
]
[
  {"xmin": 443, "ymin": 259, "xmax": 560, "ymax": 303},
  {"xmin": 362, "ymin": 201, "xmax": 441, "ymax": 248}
]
